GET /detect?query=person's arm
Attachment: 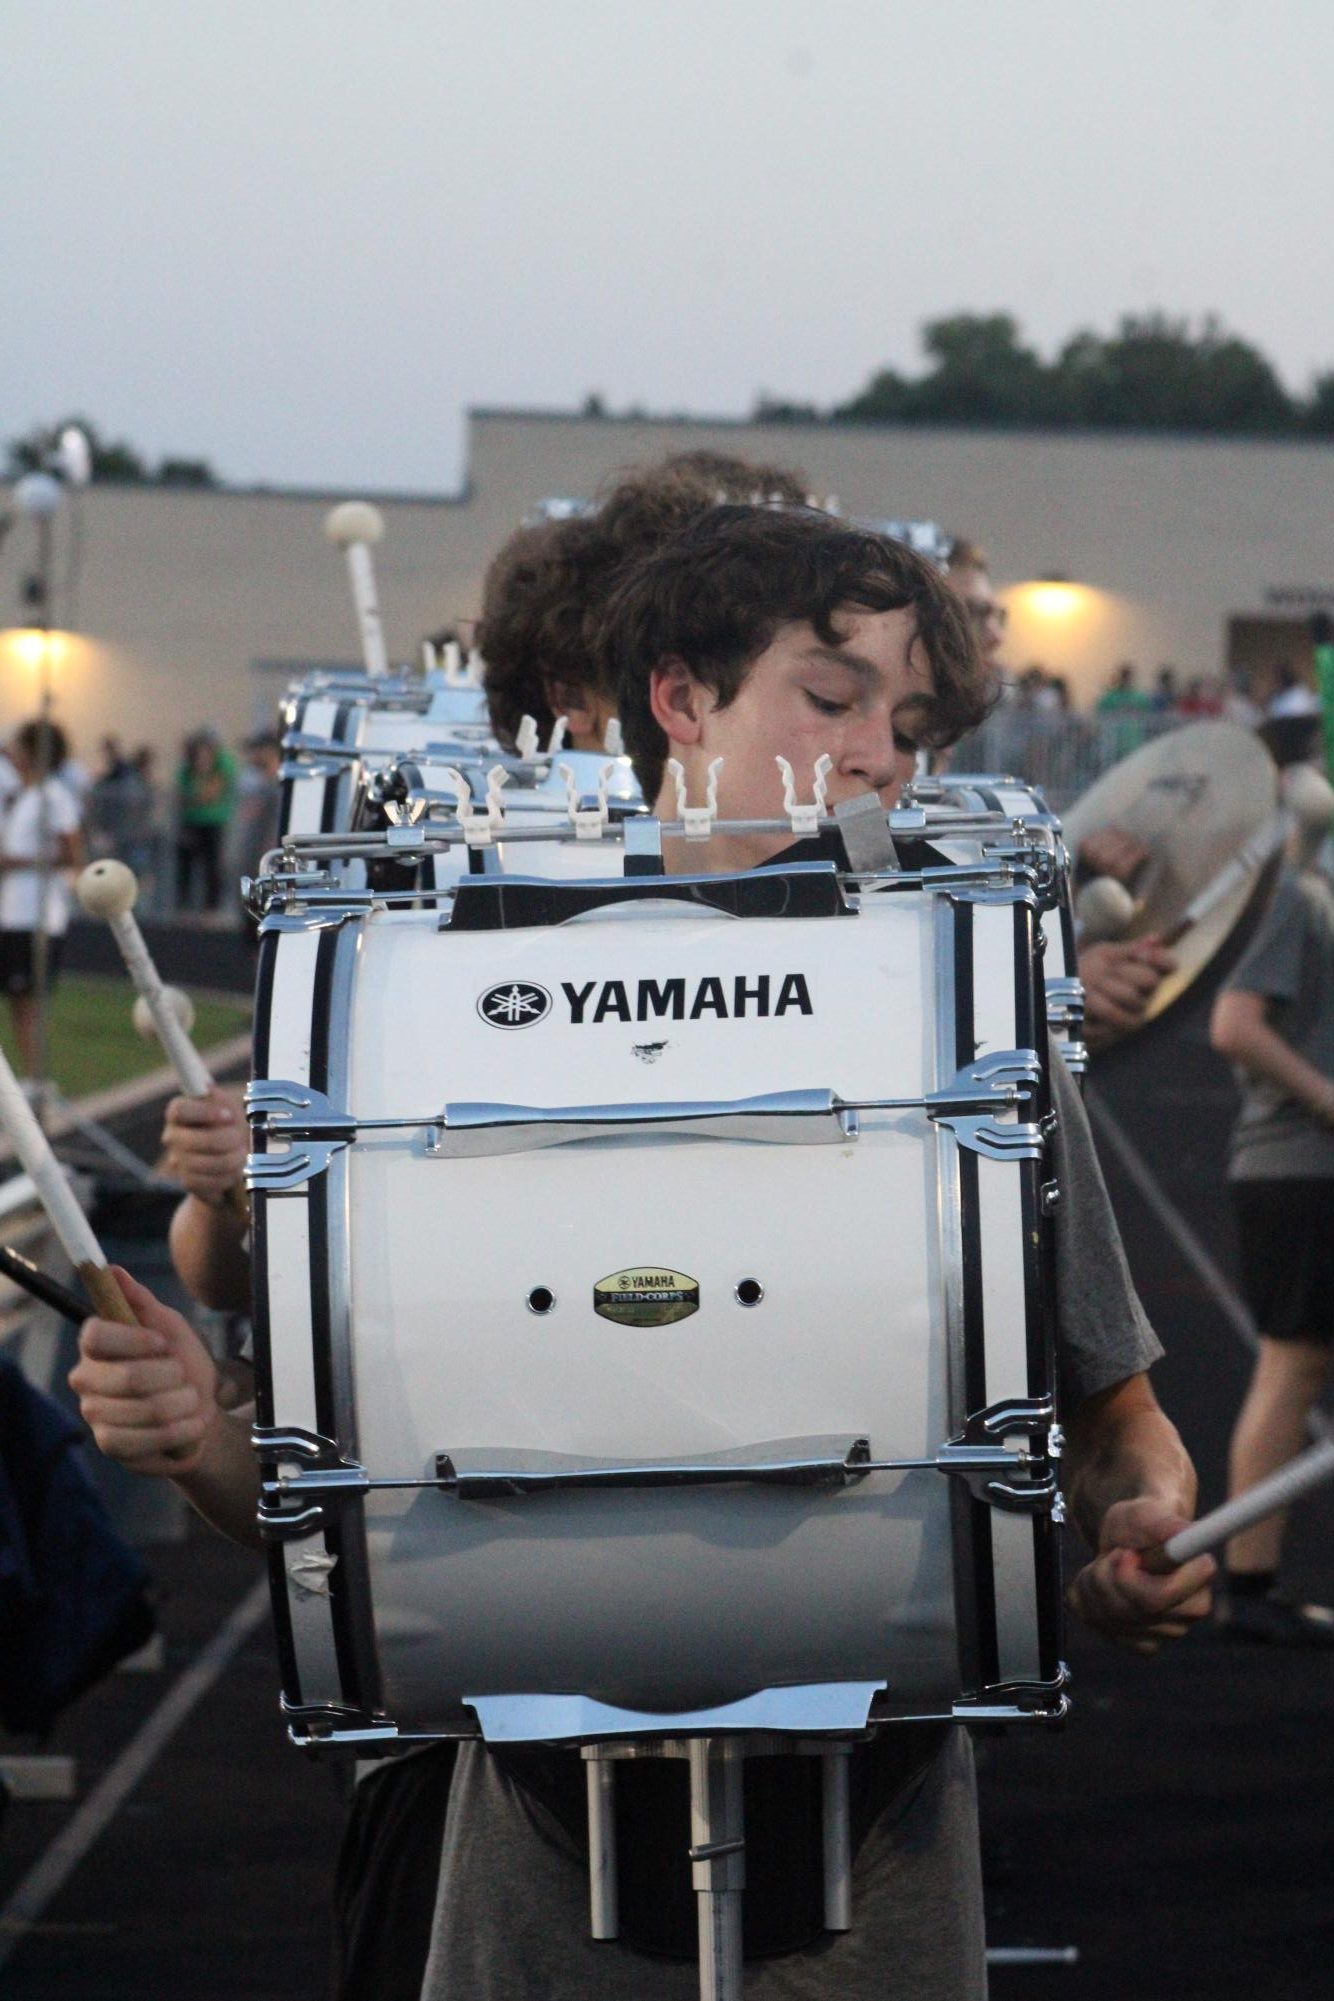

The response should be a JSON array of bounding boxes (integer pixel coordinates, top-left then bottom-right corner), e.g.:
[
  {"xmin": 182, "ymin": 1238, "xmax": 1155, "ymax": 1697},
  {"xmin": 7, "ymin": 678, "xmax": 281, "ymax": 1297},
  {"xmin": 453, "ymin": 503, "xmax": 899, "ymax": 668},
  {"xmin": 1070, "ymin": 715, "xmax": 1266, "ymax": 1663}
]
[
  {"xmin": 1062, "ymin": 1372, "xmax": 1214, "ymax": 1653},
  {"xmin": 162, "ymin": 1085, "xmax": 253, "ymax": 1311},
  {"xmin": 69, "ymin": 1267, "xmax": 262, "ymax": 1549},
  {"xmin": 1210, "ymin": 988, "xmax": 1334, "ymax": 1120}
]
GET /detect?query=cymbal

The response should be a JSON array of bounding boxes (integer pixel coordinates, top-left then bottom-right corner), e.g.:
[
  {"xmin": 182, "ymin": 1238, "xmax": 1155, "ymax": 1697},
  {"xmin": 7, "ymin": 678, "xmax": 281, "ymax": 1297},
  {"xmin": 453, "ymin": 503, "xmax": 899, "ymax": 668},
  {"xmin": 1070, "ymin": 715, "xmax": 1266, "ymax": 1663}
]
[{"xmin": 1063, "ymin": 721, "xmax": 1279, "ymax": 1027}]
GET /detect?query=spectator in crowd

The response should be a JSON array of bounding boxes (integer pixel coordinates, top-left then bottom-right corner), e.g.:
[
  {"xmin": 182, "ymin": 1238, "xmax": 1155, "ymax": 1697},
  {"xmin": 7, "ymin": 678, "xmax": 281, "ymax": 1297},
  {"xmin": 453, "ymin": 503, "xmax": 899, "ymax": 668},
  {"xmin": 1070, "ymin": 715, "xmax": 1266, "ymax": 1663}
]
[
  {"xmin": 1097, "ymin": 662, "xmax": 1152, "ymax": 714},
  {"xmin": 1209, "ymin": 783, "xmax": 1334, "ymax": 1645},
  {"xmin": 233, "ymin": 732, "xmax": 282, "ymax": 884},
  {"xmin": 175, "ymin": 731, "xmax": 237, "ymax": 915},
  {"xmin": 1266, "ymin": 661, "xmax": 1321, "ymax": 721},
  {"xmin": 944, "ymin": 538, "xmax": 1007, "ymax": 678},
  {"xmin": 87, "ymin": 735, "xmax": 150, "ymax": 862},
  {"xmin": 1178, "ymin": 676, "xmax": 1225, "ymax": 719},
  {"xmin": 1151, "ymin": 665, "xmax": 1179, "ymax": 711},
  {"xmin": 0, "ymin": 719, "xmax": 84, "ymax": 1081}
]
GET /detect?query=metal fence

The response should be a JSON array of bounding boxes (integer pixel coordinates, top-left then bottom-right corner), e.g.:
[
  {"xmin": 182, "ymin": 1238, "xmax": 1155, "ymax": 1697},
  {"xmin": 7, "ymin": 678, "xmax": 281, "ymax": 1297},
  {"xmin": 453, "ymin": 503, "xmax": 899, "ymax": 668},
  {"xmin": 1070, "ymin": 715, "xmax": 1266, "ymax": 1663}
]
[{"xmin": 949, "ymin": 707, "xmax": 1201, "ymax": 813}]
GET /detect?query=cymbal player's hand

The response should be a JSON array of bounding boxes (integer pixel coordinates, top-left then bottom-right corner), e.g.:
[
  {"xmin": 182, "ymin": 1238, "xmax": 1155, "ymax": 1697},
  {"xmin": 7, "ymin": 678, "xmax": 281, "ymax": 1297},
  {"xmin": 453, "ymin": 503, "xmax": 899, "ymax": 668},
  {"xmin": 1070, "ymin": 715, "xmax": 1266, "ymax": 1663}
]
[
  {"xmin": 1080, "ymin": 937, "xmax": 1177, "ymax": 1047},
  {"xmin": 70, "ymin": 1267, "xmax": 221, "ymax": 1477},
  {"xmin": 1066, "ymin": 1497, "xmax": 1215, "ymax": 1655},
  {"xmin": 1078, "ymin": 825, "xmax": 1150, "ymax": 885},
  {"xmin": 162, "ymin": 1084, "xmax": 247, "ymax": 1207}
]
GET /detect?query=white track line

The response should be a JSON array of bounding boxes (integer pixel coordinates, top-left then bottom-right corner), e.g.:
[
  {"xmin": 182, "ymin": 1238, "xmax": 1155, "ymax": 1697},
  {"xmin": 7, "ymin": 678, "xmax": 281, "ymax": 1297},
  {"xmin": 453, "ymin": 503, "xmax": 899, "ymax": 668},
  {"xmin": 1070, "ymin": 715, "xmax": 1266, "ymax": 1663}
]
[{"xmin": 0, "ymin": 1575, "xmax": 270, "ymax": 1969}]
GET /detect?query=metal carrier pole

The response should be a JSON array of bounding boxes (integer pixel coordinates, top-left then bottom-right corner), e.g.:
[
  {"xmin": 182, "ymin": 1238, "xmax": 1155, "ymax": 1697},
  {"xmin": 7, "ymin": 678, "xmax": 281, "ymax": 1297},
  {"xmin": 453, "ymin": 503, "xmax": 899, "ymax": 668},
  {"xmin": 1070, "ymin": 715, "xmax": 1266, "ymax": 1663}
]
[
  {"xmin": 689, "ymin": 1736, "xmax": 746, "ymax": 2001},
  {"xmin": 821, "ymin": 1743, "xmax": 854, "ymax": 1931},
  {"xmin": 584, "ymin": 1751, "xmax": 618, "ymax": 1940}
]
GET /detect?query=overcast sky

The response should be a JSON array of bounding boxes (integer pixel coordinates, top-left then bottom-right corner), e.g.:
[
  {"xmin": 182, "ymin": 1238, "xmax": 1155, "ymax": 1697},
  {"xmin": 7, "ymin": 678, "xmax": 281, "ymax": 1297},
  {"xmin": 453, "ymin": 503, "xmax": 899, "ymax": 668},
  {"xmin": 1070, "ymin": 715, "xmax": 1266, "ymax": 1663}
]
[{"xmin": 6, "ymin": 0, "xmax": 1332, "ymax": 492}]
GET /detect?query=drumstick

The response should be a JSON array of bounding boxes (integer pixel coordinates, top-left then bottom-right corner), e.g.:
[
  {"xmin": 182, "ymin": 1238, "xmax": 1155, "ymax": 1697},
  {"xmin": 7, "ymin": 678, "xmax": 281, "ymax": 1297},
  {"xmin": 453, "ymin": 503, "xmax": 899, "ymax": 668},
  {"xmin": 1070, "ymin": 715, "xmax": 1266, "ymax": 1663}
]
[
  {"xmin": 0, "ymin": 1043, "xmax": 137, "ymax": 1325},
  {"xmin": 1158, "ymin": 811, "xmax": 1290, "ymax": 947},
  {"xmin": 324, "ymin": 501, "xmax": 390, "ymax": 678},
  {"xmin": 1161, "ymin": 1437, "xmax": 1334, "ymax": 1566},
  {"xmin": 77, "ymin": 861, "xmax": 249, "ymax": 1222},
  {"xmin": 0, "ymin": 1241, "xmax": 89, "ymax": 1325}
]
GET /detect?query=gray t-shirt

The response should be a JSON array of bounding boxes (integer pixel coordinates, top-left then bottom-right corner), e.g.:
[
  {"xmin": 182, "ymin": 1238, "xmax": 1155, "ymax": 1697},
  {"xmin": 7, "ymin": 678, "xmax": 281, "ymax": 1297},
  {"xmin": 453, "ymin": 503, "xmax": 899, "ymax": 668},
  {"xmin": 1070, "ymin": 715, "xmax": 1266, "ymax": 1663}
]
[
  {"xmin": 416, "ymin": 1050, "xmax": 1161, "ymax": 2001},
  {"xmin": 1224, "ymin": 869, "xmax": 1334, "ymax": 1181}
]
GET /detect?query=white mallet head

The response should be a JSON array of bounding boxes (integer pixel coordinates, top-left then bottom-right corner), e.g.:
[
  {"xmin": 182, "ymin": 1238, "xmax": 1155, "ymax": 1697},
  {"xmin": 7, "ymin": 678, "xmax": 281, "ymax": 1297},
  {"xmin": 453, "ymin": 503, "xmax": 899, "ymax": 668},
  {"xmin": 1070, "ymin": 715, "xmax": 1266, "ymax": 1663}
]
[
  {"xmin": 1282, "ymin": 763, "xmax": 1334, "ymax": 833},
  {"xmin": 77, "ymin": 859, "xmax": 139, "ymax": 920},
  {"xmin": 324, "ymin": 500, "xmax": 385, "ymax": 549},
  {"xmin": 133, "ymin": 987, "xmax": 195, "ymax": 1043},
  {"xmin": 1076, "ymin": 875, "xmax": 1137, "ymax": 943}
]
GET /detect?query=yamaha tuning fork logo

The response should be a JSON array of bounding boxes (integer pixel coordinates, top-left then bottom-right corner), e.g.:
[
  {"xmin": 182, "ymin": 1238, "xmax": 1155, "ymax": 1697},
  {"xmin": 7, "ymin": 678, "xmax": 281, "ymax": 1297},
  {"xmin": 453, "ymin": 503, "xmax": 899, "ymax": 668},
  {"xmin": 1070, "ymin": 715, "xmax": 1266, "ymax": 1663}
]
[
  {"xmin": 477, "ymin": 972, "xmax": 814, "ymax": 1028},
  {"xmin": 477, "ymin": 981, "xmax": 553, "ymax": 1028}
]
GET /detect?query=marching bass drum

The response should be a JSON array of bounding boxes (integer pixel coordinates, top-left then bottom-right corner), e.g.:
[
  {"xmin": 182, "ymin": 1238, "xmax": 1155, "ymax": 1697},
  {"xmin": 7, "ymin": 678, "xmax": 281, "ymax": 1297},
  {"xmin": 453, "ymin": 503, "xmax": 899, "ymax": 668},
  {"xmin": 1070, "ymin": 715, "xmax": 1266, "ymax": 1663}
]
[
  {"xmin": 279, "ymin": 678, "xmax": 495, "ymax": 842},
  {"xmin": 248, "ymin": 845, "xmax": 1064, "ymax": 1751}
]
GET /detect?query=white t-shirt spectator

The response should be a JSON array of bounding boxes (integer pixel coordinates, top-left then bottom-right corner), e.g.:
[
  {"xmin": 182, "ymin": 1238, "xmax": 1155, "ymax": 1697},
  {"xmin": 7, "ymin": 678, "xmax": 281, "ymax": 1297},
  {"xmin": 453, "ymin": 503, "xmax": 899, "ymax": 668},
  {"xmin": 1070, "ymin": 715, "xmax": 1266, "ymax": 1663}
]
[{"xmin": 0, "ymin": 781, "xmax": 82, "ymax": 933}]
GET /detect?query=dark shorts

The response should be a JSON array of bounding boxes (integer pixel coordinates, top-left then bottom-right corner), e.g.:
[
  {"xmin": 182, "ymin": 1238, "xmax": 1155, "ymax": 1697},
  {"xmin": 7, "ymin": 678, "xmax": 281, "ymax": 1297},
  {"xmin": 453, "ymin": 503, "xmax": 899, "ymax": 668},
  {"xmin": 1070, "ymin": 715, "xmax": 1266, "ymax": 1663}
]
[
  {"xmin": 0, "ymin": 930, "xmax": 64, "ymax": 998},
  {"xmin": 1232, "ymin": 1178, "xmax": 1334, "ymax": 1345}
]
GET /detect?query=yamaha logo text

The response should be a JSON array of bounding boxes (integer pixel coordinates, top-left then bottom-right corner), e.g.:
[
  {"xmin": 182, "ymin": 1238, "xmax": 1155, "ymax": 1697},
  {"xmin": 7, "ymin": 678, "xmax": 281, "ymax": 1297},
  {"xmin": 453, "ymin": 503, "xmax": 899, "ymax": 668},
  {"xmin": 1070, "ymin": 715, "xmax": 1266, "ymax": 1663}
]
[{"xmin": 479, "ymin": 972, "xmax": 814, "ymax": 1027}]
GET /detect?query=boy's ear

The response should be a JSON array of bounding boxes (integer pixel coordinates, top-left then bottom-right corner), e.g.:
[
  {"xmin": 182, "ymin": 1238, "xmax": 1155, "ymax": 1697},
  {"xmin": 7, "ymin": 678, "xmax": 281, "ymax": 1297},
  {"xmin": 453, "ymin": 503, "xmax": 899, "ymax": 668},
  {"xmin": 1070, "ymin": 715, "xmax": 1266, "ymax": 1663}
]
[
  {"xmin": 649, "ymin": 659, "xmax": 708, "ymax": 747},
  {"xmin": 543, "ymin": 677, "xmax": 598, "ymax": 737}
]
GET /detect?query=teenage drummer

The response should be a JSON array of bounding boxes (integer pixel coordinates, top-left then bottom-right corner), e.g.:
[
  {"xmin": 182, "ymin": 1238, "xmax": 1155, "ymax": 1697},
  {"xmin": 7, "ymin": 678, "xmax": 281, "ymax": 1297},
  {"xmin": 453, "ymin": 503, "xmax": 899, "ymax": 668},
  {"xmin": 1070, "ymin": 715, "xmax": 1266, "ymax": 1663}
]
[{"xmin": 74, "ymin": 504, "xmax": 1213, "ymax": 2001}]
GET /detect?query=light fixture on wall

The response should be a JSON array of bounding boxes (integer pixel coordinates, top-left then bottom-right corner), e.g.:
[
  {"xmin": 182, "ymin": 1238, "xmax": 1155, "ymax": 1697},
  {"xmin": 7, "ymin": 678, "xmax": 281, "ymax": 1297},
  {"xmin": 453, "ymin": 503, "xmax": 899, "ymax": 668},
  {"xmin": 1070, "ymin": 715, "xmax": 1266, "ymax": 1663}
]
[{"xmin": 1023, "ymin": 572, "xmax": 1086, "ymax": 620}]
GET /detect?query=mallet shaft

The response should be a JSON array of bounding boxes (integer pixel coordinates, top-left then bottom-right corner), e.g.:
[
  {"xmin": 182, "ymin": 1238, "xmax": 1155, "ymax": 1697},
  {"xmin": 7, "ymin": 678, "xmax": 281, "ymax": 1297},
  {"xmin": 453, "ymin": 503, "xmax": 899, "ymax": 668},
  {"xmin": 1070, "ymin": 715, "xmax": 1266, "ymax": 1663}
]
[{"xmin": 1162, "ymin": 1438, "xmax": 1334, "ymax": 1565}]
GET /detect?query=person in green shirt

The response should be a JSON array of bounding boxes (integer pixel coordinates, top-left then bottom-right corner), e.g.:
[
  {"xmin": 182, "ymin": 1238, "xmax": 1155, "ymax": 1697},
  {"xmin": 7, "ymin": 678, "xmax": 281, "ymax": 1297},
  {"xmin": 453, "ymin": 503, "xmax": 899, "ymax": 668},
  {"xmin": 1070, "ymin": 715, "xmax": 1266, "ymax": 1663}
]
[{"xmin": 174, "ymin": 730, "xmax": 237, "ymax": 913}]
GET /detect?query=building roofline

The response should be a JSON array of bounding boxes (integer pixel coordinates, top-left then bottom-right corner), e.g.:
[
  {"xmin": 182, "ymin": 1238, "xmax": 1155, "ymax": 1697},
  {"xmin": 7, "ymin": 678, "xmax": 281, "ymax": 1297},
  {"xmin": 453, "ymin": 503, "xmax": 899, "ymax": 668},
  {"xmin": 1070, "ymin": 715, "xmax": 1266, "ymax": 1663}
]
[
  {"xmin": 465, "ymin": 405, "xmax": 1334, "ymax": 454},
  {"xmin": 68, "ymin": 479, "xmax": 471, "ymax": 506}
]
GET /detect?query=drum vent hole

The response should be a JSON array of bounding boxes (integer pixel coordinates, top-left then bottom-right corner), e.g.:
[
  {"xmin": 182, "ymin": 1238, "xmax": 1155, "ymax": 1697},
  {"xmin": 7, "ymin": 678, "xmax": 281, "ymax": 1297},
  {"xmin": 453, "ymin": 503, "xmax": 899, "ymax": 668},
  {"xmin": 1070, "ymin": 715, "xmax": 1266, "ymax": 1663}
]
[
  {"xmin": 735, "ymin": 1278, "xmax": 764, "ymax": 1307},
  {"xmin": 527, "ymin": 1287, "xmax": 556, "ymax": 1315}
]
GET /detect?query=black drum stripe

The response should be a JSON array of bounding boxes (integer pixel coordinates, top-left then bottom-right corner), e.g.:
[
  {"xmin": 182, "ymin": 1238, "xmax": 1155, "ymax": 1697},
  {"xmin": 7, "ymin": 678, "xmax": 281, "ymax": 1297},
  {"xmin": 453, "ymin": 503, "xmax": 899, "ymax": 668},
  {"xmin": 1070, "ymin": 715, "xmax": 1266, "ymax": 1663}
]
[
  {"xmin": 952, "ymin": 900, "xmax": 975, "ymax": 1070},
  {"xmin": 1011, "ymin": 901, "xmax": 1039, "ymax": 1052},
  {"xmin": 278, "ymin": 774, "xmax": 296, "ymax": 843},
  {"xmin": 971, "ymin": 1502, "xmax": 1001, "ymax": 1691},
  {"xmin": 306, "ymin": 923, "xmax": 379, "ymax": 1714},
  {"xmin": 959, "ymin": 1150, "xmax": 987, "ymax": 1415},
  {"xmin": 309, "ymin": 930, "xmax": 338, "ymax": 1096},
  {"xmin": 1032, "ymin": 1514, "xmax": 1064, "ymax": 1680},
  {"xmin": 266, "ymin": 1544, "xmax": 304, "ymax": 1711},
  {"xmin": 307, "ymin": 928, "xmax": 338, "ymax": 1440},
  {"xmin": 949, "ymin": 1482, "xmax": 984, "ymax": 1695},
  {"xmin": 252, "ymin": 928, "xmax": 278, "ymax": 1080}
]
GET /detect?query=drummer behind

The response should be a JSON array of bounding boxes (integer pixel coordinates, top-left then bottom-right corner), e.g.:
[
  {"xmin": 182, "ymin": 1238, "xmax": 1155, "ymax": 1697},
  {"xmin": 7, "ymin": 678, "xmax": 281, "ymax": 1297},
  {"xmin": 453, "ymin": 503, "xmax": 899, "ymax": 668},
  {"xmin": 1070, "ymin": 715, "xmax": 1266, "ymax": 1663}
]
[
  {"xmin": 1209, "ymin": 803, "xmax": 1334, "ymax": 1645},
  {"xmin": 944, "ymin": 536, "xmax": 1176, "ymax": 1046},
  {"xmin": 73, "ymin": 503, "xmax": 1214, "ymax": 2001}
]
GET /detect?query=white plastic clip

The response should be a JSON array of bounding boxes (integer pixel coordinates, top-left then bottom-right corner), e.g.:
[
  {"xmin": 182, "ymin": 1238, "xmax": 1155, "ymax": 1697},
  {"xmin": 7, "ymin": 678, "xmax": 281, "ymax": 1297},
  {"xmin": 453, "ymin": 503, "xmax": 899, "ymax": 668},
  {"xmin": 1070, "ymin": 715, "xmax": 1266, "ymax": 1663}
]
[
  {"xmin": 440, "ymin": 639, "xmax": 464, "ymax": 682},
  {"xmin": 441, "ymin": 765, "xmax": 505, "ymax": 846},
  {"xmin": 603, "ymin": 717, "xmax": 624, "ymax": 756},
  {"xmin": 515, "ymin": 715, "xmax": 540, "ymax": 761},
  {"xmin": 560, "ymin": 761, "xmax": 616, "ymax": 839},
  {"xmin": 547, "ymin": 717, "xmax": 569, "ymax": 755},
  {"xmin": 777, "ymin": 753, "xmax": 833, "ymax": 835},
  {"xmin": 464, "ymin": 646, "xmax": 485, "ymax": 687},
  {"xmin": 667, "ymin": 756, "xmax": 724, "ymax": 840},
  {"xmin": 420, "ymin": 640, "xmax": 439, "ymax": 675}
]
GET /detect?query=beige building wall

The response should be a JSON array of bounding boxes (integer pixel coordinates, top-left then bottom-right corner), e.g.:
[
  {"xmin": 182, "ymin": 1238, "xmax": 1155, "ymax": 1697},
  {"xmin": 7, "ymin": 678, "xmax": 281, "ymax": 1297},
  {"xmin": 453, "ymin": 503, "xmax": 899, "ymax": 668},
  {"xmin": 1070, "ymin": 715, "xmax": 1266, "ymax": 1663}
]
[{"xmin": 2, "ymin": 411, "xmax": 1331, "ymax": 771}]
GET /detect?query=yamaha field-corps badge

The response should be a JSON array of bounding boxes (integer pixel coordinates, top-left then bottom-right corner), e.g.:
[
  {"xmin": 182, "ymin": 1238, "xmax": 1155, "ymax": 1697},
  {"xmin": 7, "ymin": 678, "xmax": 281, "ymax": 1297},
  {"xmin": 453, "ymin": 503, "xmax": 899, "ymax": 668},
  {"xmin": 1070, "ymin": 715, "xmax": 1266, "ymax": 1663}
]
[
  {"xmin": 477, "ymin": 981, "xmax": 552, "ymax": 1028},
  {"xmin": 594, "ymin": 1267, "xmax": 700, "ymax": 1327}
]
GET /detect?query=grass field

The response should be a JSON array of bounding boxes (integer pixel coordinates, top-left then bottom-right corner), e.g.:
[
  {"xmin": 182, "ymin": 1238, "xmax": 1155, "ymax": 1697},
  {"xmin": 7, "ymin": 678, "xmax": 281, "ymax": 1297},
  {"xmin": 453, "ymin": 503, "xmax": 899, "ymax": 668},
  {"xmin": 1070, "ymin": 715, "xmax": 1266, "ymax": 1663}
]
[{"xmin": 0, "ymin": 976, "xmax": 252, "ymax": 1100}]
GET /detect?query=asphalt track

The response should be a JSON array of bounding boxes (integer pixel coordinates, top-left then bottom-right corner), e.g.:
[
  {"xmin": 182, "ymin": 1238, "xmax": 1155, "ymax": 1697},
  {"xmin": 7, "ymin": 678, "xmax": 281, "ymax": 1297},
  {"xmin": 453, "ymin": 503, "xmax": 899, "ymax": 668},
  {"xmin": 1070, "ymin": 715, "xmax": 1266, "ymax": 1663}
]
[{"xmin": 2, "ymin": 941, "xmax": 1332, "ymax": 1999}]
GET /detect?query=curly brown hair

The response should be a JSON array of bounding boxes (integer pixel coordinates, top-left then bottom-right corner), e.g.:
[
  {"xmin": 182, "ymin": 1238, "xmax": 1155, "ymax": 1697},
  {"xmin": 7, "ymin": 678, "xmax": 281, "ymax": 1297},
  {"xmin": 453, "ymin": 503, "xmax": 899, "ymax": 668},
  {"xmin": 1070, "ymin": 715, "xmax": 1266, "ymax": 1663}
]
[
  {"xmin": 477, "ymin": 450, "xmax": 810, "ymax": 748},
  {"xmin": 602, "ymin": 505, "xmax": 998, "ymax": 803}
]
